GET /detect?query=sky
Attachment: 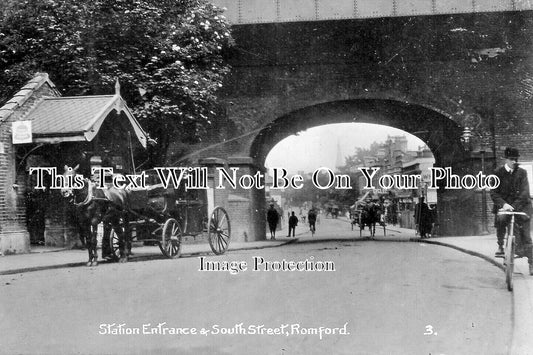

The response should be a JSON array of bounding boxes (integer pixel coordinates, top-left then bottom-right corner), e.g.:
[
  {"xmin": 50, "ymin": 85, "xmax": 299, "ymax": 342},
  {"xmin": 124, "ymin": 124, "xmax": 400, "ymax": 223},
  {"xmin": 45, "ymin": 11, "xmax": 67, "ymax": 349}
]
[{"xmin": 265, "ymin": 123, "xmax": 426, "ymax": 174}]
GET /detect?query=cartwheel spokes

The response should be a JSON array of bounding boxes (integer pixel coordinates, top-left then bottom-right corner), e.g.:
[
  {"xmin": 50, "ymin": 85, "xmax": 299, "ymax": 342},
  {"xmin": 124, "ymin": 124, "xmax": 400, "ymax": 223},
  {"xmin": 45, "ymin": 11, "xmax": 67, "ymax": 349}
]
[
  {"xmin": 218, "ymin": 213, "xmax": 227, "ymax": 227},
  {"xmin": 159, "ymin": 218, "xmax": 181, "ymax": 259},
  {"xmin": 219, "ymin": 232, "xmax": 229, "ymax": 246},
  {"xmin": 210, "ymin": 218, "xmax": 217, "ymax": 232},
  {"xmin": 172, "ymin": 224, "xmax": 179, "ymax": 238},
  {"xmin": 217, "ymin": 237, "xmax": 228, "ymax": 253},
  {"xmin": 208, "ymin": 207, "xmax": 231, "ymax": 255},
  {"xmin": 216, "ymin": 233, "xmax": 224, "ymax": 252}
]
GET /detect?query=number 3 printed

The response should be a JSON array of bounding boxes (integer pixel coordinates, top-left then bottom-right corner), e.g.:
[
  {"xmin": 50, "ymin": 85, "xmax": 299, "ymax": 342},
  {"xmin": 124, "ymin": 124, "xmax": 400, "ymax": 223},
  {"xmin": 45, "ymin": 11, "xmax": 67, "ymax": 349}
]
[{"xmin": 424, "ymin": 325, "xmax": 434, "ymax": 335}]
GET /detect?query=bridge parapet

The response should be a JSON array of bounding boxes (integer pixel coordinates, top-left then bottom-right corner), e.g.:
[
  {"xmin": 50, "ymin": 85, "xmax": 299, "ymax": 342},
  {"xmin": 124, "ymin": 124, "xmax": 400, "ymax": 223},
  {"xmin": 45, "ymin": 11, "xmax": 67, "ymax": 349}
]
[{"xmin": 212, "ymin": 0, "xmax": 532, "ymax": 24}]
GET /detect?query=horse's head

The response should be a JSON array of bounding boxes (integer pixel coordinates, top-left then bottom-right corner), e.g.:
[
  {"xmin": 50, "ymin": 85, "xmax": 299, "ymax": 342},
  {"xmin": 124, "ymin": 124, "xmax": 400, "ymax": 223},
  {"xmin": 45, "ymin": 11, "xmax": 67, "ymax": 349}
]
[{"xmin": 61, "ymin": 164, "xmax": 80, "ymax": 199}]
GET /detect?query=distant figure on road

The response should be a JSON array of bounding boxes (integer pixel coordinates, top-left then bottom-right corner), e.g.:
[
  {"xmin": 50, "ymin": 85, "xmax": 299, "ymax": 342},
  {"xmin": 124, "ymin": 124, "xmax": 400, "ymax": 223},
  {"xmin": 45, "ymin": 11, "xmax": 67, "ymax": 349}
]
[
  {"xmin": 490, "ymin": 147, "xmax": 533, "ymax": 276},
  {"xmin": 288, "ymin": 211, "xmax": 299, "ymax": 237},
  {"xmin": 266, "ymin": 203, "xmax": 280, "ymax": 240},
  {"xmin": 414, "ymin": 197, "xmax": 432, "ymax": 238},
  {"xmin": 308, "ymin": 208, "xmax": 317, "ymax": 234}
]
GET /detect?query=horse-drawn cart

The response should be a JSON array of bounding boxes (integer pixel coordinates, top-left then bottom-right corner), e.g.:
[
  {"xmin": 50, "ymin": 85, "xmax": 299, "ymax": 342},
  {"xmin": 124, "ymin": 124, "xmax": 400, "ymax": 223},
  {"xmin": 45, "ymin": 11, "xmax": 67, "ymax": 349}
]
[
  {"xmin": 350, "ymin": 200, "xmax": 386, "ymax": 238},
  {"xmin": 106, "ymin": 169, "xmax": 231, "ymax": 260}
]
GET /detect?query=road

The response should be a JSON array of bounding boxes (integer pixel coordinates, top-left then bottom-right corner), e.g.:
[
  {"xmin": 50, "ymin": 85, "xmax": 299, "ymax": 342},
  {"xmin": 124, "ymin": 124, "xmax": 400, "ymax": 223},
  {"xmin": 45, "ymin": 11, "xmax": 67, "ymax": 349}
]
[{"xmin": 0, "ymin": 221, "xmax": 512, "ymax": 355}]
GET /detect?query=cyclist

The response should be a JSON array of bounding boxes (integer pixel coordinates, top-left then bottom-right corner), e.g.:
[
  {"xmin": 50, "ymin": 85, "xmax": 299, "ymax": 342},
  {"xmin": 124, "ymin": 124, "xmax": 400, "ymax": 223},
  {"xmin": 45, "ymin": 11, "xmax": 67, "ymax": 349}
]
[{"xmin": 490, "ymin": 147, "xmax": 533, "ymax": 276}]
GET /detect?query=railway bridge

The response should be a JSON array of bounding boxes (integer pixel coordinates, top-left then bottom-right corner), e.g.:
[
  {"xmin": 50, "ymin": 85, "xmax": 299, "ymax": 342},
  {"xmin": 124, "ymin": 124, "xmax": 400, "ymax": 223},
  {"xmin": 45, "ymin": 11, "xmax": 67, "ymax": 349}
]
[{"xmin": 183, "ymin": 0, "xmax": 533, "ymax": 241}]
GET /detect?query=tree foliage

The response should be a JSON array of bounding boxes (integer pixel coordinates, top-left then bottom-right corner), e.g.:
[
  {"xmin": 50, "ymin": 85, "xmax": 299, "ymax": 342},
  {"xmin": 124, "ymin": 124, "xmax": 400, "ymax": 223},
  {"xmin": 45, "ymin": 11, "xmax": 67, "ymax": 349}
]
[{"xmin": 0, "ymin": 0, "xmax": 233, "ymax": 164}]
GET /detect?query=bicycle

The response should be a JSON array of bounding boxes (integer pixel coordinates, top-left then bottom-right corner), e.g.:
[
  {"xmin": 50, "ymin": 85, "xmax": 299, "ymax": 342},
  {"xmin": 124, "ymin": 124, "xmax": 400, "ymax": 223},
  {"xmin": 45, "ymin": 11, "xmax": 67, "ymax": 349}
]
[{"xmin": 497, "ymin": 210, "xmax": 528, "ymax": 291}]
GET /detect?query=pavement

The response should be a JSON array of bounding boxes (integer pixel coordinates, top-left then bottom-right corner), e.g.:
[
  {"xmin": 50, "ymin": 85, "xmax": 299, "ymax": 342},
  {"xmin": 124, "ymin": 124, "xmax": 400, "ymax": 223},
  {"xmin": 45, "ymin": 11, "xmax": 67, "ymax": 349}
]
[{"xmin": 1, "ymin": 217, "xmax": 532, "ymax": 353}]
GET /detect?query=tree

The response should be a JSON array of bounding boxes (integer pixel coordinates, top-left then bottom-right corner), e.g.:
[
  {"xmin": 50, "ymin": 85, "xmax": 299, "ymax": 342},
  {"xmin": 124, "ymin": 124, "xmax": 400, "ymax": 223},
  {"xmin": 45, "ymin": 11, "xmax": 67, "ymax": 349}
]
[{"xmin": 0, "ymin": 0, "xmax": 233, "ymax": 165}]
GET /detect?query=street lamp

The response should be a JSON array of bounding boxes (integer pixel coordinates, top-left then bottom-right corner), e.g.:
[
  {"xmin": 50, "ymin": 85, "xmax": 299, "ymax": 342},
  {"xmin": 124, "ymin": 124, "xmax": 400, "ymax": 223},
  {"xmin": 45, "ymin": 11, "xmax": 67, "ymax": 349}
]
[{"xmin": 460, "ymin": 126, "xmax": 473, "ymax": 148}]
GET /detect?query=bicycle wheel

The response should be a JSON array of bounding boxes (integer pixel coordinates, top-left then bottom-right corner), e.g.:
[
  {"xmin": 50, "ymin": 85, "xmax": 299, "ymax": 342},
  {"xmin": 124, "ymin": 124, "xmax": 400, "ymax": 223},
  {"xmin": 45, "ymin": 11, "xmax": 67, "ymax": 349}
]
[{"xmin": 505, "ymin": 234, "xmax": 515, "ymax": 292}]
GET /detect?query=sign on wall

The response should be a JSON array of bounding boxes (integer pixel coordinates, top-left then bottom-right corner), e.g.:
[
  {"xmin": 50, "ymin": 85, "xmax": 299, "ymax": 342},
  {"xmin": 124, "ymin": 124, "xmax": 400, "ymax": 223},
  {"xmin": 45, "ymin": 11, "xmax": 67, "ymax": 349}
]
[{"xmin": 12, "ymin": 121, "xmax": 32, "ymax": 144}]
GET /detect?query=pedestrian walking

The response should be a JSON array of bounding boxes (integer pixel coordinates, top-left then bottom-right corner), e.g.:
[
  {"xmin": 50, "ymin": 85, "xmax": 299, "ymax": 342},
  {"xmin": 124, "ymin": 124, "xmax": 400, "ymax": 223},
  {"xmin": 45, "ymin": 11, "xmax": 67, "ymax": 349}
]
[
  {"xmin": 288, "ymin": 211, "xmax": 298, "ymax": 237},
  {"xmin": 266, "ymin": 203, "xmax": 280, "ymax": 240},
  {"xmin": 490, "ymin": 147, "xmax": 533, "ymax": 275},
  {"xmin": 308, "ymin": 208, "xmax": 317, "ymax": 235}
]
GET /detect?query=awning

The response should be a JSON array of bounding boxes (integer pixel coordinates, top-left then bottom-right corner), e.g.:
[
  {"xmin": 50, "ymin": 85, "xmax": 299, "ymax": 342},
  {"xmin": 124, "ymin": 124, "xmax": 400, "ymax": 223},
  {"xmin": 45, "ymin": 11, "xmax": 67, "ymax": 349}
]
[{"xmin": 23, "ymin": 94, "xmax": 149, "ymax": 147}]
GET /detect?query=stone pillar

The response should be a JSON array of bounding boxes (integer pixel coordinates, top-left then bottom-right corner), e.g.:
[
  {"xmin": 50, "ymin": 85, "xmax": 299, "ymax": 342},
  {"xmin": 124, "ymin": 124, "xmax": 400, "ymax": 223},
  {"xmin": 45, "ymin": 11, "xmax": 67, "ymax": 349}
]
[
  {"xmin": 199, "ymin": 157, "xmax": 230, "ymax": 213},
  {"xmin": 229, "ymin": 157, "xmax": 266, "ymax": 242}
]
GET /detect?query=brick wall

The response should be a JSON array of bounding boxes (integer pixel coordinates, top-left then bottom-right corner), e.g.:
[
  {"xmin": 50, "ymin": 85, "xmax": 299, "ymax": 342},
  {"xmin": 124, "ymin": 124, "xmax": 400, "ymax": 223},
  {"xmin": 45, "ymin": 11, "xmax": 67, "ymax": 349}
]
[{"xmin": 0, "ymin": 74, "xmax": 61, "ymax": 254}]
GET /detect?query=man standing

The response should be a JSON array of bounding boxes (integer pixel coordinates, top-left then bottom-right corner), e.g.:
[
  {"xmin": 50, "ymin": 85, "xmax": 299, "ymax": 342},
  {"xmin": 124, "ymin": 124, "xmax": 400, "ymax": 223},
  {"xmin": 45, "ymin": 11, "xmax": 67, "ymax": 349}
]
[
  {"xmin": 266, "ymin": 203, "xmax": 280, "ymax": 240},
  {"xmin": 414, "ymin": 197, "xmax": 432, "ymax": 238},
  {"xmin": 288, "ymin": 211, "xmax": 299, "ymax": 237},
  {"xmin": 490, "ymin": 147, "xmax": 533, "ymax": 275}
]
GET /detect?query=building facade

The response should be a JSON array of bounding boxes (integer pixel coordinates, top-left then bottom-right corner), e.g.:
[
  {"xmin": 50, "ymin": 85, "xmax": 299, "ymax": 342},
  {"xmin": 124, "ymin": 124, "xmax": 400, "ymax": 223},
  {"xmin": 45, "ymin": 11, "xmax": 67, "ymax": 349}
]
[{"xmin": 0, "ymin": 73, "xmax": 149, "ymax": 254}]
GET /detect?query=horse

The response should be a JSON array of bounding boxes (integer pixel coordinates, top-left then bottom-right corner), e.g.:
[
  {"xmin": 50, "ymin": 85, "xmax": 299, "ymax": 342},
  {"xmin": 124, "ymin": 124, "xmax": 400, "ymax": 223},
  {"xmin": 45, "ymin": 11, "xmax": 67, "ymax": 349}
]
[
  {"xmin": 360, "ymin": 203, "xmax": 380, "ymax": 238},
  {"xmin": 61, "ymin": 165, "xmax": 131, "ymax": 266}
]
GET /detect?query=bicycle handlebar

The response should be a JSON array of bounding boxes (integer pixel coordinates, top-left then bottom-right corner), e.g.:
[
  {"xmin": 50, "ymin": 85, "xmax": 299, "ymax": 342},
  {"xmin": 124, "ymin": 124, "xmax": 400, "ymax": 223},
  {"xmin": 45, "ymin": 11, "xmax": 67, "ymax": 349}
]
[{"xmin": 497, "ymin": 210, "xmax": 529, "ymax": 216}]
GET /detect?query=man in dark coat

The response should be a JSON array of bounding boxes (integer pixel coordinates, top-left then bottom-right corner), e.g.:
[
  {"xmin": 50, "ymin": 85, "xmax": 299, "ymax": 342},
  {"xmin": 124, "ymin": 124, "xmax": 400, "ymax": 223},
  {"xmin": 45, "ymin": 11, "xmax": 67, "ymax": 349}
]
[
  {"xmin": 266, "ymin": 203, "xmax": 280, "ymax": 240},
  {"xmin": 308, "ymin": 208, "xmax": 317, "ymax": 234},
  {"xmin": 288, "ymin": 211, "xmax": 299, "ymax": 237},
  {"xmin": 490, "ymin": 147, "xmax": 533, "ymax": 276},
  {"xmin": 414, "ymin": 197, "xmax": 432, "ymax": 238}
]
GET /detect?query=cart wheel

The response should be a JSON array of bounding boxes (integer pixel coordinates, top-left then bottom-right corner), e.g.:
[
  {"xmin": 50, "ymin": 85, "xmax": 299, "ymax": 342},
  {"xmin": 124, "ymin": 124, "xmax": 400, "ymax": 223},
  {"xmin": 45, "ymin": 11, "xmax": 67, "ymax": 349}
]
[
  {"xmin": 208, "ymin": 207, "xmax": 231, "ymax": 255},
  {"xmin": 159, "ymin": 218, "xmax": 182, "ymax": 259}
]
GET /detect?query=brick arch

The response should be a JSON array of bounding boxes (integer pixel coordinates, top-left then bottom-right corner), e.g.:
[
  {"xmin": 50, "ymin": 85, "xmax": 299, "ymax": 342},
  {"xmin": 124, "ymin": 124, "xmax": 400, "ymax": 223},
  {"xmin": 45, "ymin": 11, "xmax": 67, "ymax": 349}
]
[
  {"xmin": 249, "ymin": 98, "xmax": 467, "ymax": 169},
  {"xmin": 244, "ymin": 98, "xmax": 484, "ymax": 237}
]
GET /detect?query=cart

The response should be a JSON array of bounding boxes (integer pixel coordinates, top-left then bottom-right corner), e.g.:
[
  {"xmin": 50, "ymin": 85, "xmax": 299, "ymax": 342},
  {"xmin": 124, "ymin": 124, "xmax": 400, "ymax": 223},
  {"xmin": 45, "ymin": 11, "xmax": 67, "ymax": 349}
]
[
  {"xmin": 107, "ymin": 169, "xmax": 231, "ymax": 259},
  {"xmin": 350, "ymin": 201, "xmax": 386, "ymax": 238}
]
